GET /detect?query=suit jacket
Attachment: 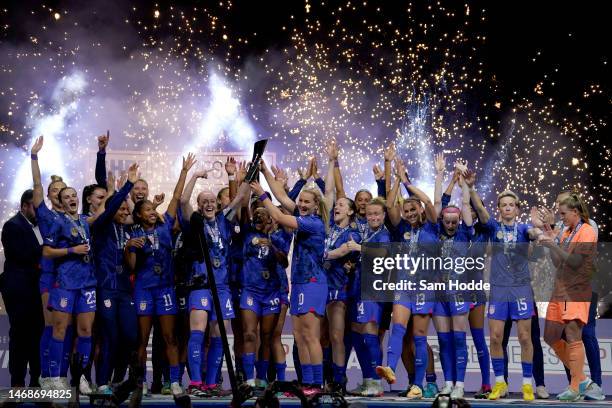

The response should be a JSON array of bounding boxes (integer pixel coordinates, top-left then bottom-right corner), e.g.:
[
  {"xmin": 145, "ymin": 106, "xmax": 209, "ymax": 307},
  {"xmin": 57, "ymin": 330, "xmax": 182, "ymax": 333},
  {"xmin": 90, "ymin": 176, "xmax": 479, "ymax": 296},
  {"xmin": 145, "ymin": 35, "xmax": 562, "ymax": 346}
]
[{"xmin": 0, "ymin": 212, "xmax": 42, "ymax": 292}]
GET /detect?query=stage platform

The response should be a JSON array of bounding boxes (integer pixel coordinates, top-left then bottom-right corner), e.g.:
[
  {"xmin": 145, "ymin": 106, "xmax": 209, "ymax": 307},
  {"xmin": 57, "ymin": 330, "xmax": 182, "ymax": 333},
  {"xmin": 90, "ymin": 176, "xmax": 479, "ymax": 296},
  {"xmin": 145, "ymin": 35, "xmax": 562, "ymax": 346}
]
[{"xmin": 2, "ymin": 392, "xmax": 610, "ymax": 407}]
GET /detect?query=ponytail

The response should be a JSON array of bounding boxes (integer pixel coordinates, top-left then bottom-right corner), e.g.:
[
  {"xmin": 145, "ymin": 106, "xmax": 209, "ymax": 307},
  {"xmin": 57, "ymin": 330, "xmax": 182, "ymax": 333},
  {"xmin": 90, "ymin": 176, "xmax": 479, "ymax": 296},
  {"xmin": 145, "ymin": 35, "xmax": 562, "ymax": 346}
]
[
  {"xmin": 560, "ymin": 193, "xmax": 590, "ymax": 223},
  {"xmin": 302, "ymin": 188, "xmax": 329, "ymax": 233}
]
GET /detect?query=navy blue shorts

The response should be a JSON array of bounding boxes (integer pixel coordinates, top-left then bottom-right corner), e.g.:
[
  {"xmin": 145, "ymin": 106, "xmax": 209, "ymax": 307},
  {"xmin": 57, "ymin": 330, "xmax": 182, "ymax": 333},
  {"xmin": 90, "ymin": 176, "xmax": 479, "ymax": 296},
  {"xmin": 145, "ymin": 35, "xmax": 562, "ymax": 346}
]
[
  {"xmin": 240, "ymin": 289, "xmax": 281, "ymax": 317},
  {"xmin": 134, "ymin": 286, "xmax": 177, "ymax": 316},
  {"xmin": 352, "ymin": 300, "xmax": 382, "ymax": 324},
  {"xmin": 49, "ymin": 287, "xmax": 96, "ymax": 314},
  {"xmin": 290, "ymin": 282, "xmax": 326, "ymax": 316}
]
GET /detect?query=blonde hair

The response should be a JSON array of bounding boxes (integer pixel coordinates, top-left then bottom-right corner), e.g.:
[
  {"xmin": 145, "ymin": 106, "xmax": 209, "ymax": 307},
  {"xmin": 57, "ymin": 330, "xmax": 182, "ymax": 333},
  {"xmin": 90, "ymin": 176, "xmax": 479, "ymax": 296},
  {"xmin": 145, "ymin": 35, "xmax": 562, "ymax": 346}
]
[
  {"xmin": 367, "ymin": 197, "xmax": 387, "ymax": 210},
  {"xmin": 560, "ymin": 193, "xmax": 590, "ymax": 223},
  {"xmin": 497, "ymin": 190, "xmax": 521, "ymax": 209},
  {"xmin": 47, "ymin": 175, "xmax": 66, "ymax": 194},
  {"xmin": 301, "ymin": 188, "xmax": 329, "ymax": 232}
]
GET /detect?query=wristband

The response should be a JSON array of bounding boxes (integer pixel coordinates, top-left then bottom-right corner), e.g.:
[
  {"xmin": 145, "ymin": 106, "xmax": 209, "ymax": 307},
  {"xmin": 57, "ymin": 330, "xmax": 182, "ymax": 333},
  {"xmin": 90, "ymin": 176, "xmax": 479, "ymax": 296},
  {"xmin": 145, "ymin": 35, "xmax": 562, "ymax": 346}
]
[
  {"xmin": 67, "ymin": 247, "xmax": 74, "ymax": 254},
  {"xmin": 228, "ymin": 174, "xmax": 236, "ymax": 181},
  {"xmin": 334, "ymin": 160, "xmax": 339, "ymax": 168},
  {"xmin": 31, "ymin": 154, "xmax": 38, "ymax": 160},
  {"xmin": 259, "ymin": 192, "xmax": 270, "ymax": 202}
]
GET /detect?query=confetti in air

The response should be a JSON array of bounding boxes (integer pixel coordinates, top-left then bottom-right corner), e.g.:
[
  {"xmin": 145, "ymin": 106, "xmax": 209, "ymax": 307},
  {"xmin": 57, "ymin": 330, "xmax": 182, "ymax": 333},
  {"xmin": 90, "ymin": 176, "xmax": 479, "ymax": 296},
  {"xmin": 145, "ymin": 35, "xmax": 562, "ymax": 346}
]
[{"xmin": 0, "ymin": 1, "xmax": 608, "ymax": 235}]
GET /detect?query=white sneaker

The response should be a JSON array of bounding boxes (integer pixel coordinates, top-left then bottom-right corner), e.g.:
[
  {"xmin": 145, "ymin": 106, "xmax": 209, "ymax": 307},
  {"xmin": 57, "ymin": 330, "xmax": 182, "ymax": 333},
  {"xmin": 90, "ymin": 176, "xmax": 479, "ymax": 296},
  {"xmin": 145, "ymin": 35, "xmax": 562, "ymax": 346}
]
[
  {"xmin": 246, "ymin": 379, "xmax": 256, "ymax": 387},
  {"xmin": 450, "ymin": 385, "xmax": 464, "ymax": 399},
  {"xmin": 439, "ymin": 383, "xmax": 453, "ymax": 394},
  {"xmin": 171, "ymin": 381, "xmax": 184, "ymax": 396},
  {"xmin": 362, "ymin": 379, "xmax": 383, "ymax": 397},
  {"xmin": 535, "ymin": 385, "xmax": 549, "ymax": 399},
  {"xmin": 142, "ymin": 382, "xmax": 149, "ymax": 396},
  {"xmin": 47, "ymin": 377, "xmax": 64, "ymax": 390},
  {"xmin": 39, "ymin": 377, "xmax": 51, "ymax": 390},
  {"xmin": 60, "ymin": 377, "xmax": 70, "ymax": 389},
  {"xmin": 79, "ymin": 374, "xmax": 93, "ymax": 395}
]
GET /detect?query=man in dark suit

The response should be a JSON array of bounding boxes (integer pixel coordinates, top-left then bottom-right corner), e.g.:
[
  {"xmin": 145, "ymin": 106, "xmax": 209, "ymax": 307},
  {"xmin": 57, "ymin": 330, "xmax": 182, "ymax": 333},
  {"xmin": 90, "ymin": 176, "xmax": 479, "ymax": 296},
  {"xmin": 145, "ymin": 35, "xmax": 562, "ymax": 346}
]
[{"xmin": 0, "ymin": 189, "xmax": 45, "ymax": 387}]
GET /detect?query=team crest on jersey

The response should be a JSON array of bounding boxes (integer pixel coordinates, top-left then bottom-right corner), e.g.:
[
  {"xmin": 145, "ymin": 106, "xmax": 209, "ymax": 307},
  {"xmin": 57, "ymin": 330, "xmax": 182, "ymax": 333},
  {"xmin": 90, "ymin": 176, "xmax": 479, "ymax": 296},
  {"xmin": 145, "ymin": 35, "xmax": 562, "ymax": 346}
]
[
  {"xmin": 201, "ymin": 298, "xmax": 208, "ymax": 307},
  {"xmin": 104, "ymin": 299, "xmax": 112, "ymax": 308},
  {"xmin": 247, "ymin": 296, "xmax": 254, "ymax": 306},
  {"xmin": 489, "ymin": 304, "xmax": 496, "ymax": 315},
  {"xmin": 140, "ymin": 302, "xmax": 147, "ymax": 311},
  {"xmin": 394, "ymin": 293, "xmax": 400, "ymax": 301},
  {"xmin": 60, "ymin": 298, "xmax": 68, "ymax": 308},
  {"xmin": 234, "ymin": 225, "xmax": 241, "ymax": 234}
]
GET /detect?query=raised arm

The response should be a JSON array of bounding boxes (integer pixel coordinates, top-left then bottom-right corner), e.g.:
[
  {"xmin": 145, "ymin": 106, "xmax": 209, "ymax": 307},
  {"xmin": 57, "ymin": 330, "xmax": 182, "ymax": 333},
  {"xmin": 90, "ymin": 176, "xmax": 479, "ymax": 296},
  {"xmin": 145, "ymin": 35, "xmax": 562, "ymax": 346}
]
[
  {"xmin": 251, "ymin": 182, "xmax": 299, "ymax": 229},
  {"xmin": 92, "ymin": 164, "xmax": 138, "ymax": 229},
  {"xmin": 225, "ymin": 156, "xmax": 238, "ymax": 201},
  {"xmin": 433, "ymin": 152, "xmax": 445, "ymax": 217},
  {"xmin": 384, "ymin": 143, "xmax": 396, "ymax": 195},
  {"xmin": 324, "ymin": 140, "xmax": 337, "ymax": 209},
  {"xmin": 311, "ymin": 157, "xmax": 326, "ymax": 193},
  {"xmin": 331, "ymin": 145, "xmax": 346, "ymax": 199},
  {"xmin": 167, "ymin": 153, "xmax": 196, "ymax": 219},
  {"xmin": 464, "ymin": 170, "xmax": 490, "ymax": 224},
  {"xmin": 373, "ymin": 164, "xmax": 386, "ymax": 198},
  {"xmin": 95, "ymin": 131, "xmax": 109, "ymax": 187},
  {"xmin": 30, "ymin": 136, "xmax": 46, "ymax": 208},
  {"xmin": 386, "ymin": 176, "xmax": 402, "ymax": 227},
  {"xmin": 459, "ymin": 174, "xmax": 473, "ymax": 227},
  {"xmin": 180, "ymin": 169, "xmax": 207, "ymax": 221},
  {"xmin": 261, "ymin": 160, "xmax": 296, "ymax": 213}
]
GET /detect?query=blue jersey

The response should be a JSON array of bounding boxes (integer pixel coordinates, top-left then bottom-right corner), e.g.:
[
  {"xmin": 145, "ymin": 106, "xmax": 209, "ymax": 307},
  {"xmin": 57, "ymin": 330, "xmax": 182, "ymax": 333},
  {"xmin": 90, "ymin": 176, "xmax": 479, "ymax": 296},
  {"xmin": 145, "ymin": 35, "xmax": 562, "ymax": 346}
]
[
  {"xmin": 44, "ymin": 214, "xmax": 96, "ymax": 290},
  {"xmin": 242, "ymin": 226, "xmax": 282, "ymax": 294},
  {"xmin": 324, "ymin": 225, "xmax": 361, "ymax": 290},
  {"xmin": 36, "ymin": 202, "xmax": 61, "ymax": 281},
  {"xmin": 291, "ymin": 214, "xmax": 327, "ymax": 285},
  {"xmin": 91, "ymin": 181, "xmax": 133, "ymax": 292},
  {"xmin": 270, "ymin": 228, "xmax": 292, "ymax": 294},
  {"xmin": 355, "ymin": 216, "xmax": 369, "ymax": 239},
  {"xmin": 431, "ymin": 222, "xmax": 472, "ymax": 290},
  {"xmin": 191, "ymin": 212, "xmax": 233, "ymax": 289},
  {"xmin": 131, "ymin": 212, "xmax": 175, "ymax": 289},
  {"xmin": 351, "ymin": 226, "xmax": 390, "ymax": 297},
  {"xmin": 229, "ymin": 222, "xmax": 244, "ymax": 288},
  {"xmin": 484, "ymin": 219, "xmax": 532, "ymax": 287}
]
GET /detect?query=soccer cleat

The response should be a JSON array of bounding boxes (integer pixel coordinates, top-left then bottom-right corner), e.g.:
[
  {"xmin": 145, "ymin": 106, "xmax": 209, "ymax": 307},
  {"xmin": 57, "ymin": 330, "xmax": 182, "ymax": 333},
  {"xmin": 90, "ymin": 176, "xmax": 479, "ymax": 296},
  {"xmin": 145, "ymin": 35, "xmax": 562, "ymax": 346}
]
[
  {"xmin": 406, "ymin": 384, "xmax": 423, "ymax": 400},
  {"xmin": 170, "ymin": 382, "xmax": 184, "ymax": 396},
  {"xmin": 302, "ymin": 386, "xmax": 322, "ymax": 397},
  {"xmin": 557, "ymin": 386, "xmax": 580, "ymax": 402},
  {"xmin": 488, "ymin": 382, "xmax": 508, "ymax": 400},
  {"xmin": 79, "ymin": 374, "xmax": 94, "ymax": 395},
  {"xmin": 423, "ymin": 382, "xmax": 439, "ymax": 398},
  {"xmin": 474, "ymin": 385, "xmax": 491, "ymax": 399},
  {"xmin": 187, "ymin": 384, "xmax": 208, "ymax": 397},
  {"xmin": 348, "ymin": 380, "xmax": 368, "ymax": 396},
  {"xmin": 535, "ymin": 385, "xmax": 549, "ymax": 399},
  {"xmin": 522, "ymin": 384, "xmax": 535, "ymax": 401},
  {"xmin": 583, "ymin": 382, "xmax": 606, "ymax": 401},
  {"xmin": 97, "ymin": 385, "xmax": 114, "ymax": 395},
  {"xmin": 206, "ymin": 383, "xmax": 232, "ymax": 397},
  {"xmin": 361, "ymin": 379, "xmax": 384, "ymax": 397},
  {"xmin": 375, "ymin": 366, "xmax": 396, "ymax": 384},
  {"xmin": 450, "ymin": 385, "xmax": 464, "ymax": 399},
  {"xmin": 579, "ymin": 378, "xmax": 593, "ymax": 395},
  {"xmin": 439, "ymin": 383, "xmax": 453, "ymax": 395},
  {"xmin": 162, "ymin": 381, "xmax": 172, "ymax": 395}
]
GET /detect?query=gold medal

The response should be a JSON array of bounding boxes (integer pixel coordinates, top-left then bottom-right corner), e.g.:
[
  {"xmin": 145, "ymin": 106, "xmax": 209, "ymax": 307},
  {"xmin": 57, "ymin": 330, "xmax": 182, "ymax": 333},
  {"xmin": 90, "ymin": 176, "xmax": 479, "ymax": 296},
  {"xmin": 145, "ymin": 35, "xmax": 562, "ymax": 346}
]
[
  {"xmin": 213, "ymin": 258, "xmax": 221, "ymax": 268},
  {"xmin": 252, "ymin": 237, "xmax": 260, "ymax": 246},
  {"xmin": 153, "ymin": 264, "xmax": 162, "ymax": 274},
  {"xmin": 404, "ymin": 231, "xmax": 411, "ymax": 241},
  {"xmin": 71, "ymin": 227, "xmax": 79, "ymax": 237},
  {"xmin": 350, "ymin": 222, "xmax": 357, "ymax": 229},
  {"xmin": 496, "ymin": 230, "xmax": 503, "ymax": 240},
  {"xmin": 262, "ymin": 270, "xmax": 270, "ymax": 279}
]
